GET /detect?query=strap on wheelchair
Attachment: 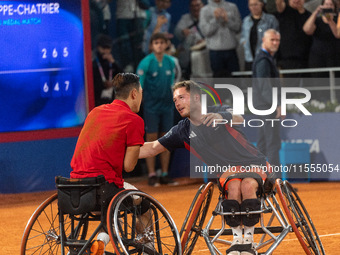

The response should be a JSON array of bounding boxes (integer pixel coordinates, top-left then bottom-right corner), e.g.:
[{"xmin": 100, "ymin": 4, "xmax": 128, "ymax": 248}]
[
  {"xmin": 226, "ymin": 244, "xmax": 256, "ymax": 255},
  {"xmin": 55, "ymin": 175, "xmax": 106, "ymax": 187}
]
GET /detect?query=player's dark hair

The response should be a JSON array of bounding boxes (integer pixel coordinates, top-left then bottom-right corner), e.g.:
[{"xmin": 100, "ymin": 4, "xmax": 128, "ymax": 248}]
[
  {"xmin": 149, "ymin": 32, "xmax": 168, "ymax": 45},
  {"xmin": 173, "ymin": 80, "xmax": 202, "ymax": 96},
  {"xmin": 112, "ymin": 73, "xmax": 140, "ymax": 99}
]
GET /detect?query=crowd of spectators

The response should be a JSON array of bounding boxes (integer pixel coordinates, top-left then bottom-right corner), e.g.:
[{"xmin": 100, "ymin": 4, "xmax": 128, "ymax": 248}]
[
  {"xmin": 91, "ymin": 0, "xmax": 339, "ymax": 78},
  {"xmin": 92, "ymin": 0, "xmax": 339, "ymax": 72}
]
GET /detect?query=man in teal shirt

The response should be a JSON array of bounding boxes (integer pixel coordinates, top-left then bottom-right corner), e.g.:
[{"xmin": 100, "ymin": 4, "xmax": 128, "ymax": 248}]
[{"xmin": 137, "ymin": 32, "xmax": 177, "ymax": 187}]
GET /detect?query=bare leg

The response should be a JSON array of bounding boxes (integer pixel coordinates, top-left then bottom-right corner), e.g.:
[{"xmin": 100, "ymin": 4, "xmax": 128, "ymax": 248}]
[
  {"xmin": 227, "ymin": 180, "xmax": 242, "ymax": 203},
  {"xmin": 136, "ymin": 209, "xmax": 153, "ymax": 235},
  {"xmin": 240, "ymin": 178, "xmax": 258, "ymax": 200}
]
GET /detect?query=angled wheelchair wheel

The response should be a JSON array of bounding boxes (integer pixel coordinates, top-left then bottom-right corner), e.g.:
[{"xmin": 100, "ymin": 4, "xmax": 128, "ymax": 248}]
[
  {"xmin": 276, "ymin": 180, "xmax": 325, "ymax": 255},
  {"xmin": 179, "ymin": 183, "xmax": 206, "ymax": 238},
  {"xmin": 20, "ymin": 193, "xmax": 88, "ymax": 255},
  {"xmin": 181, "ymin": 182, "xmax": 214, "ymax": 255},
  {"xmin": 107, "ymin": 190, "xmax": 181, "ymax": 255}
]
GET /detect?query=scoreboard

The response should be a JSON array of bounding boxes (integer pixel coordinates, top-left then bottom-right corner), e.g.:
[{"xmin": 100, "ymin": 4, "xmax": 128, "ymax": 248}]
[{"xmin": 0, "ymin": 0, "xmax": 92, "ymax": 135}]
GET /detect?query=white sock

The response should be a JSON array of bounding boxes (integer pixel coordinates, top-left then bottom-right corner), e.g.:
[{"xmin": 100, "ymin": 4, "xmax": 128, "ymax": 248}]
[
  {"xmin": 231, "ymin": 225, "xmax": 243, "ymax": 241},
  {"xmin": 244, "ymin": 226, "xmax": 255, "ymax": 242},
  {"xmin": 97, "ymin": 232, "xmax": 110, "ymax": 246}
]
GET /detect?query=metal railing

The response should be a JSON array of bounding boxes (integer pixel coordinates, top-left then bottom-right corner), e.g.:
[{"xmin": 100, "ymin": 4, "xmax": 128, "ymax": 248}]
[{"xmin": 232, "ymin": 67, "xmax": 340, "ymax": 103}]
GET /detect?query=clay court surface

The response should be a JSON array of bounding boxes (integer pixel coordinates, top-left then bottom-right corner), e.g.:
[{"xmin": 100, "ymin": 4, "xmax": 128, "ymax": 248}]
[{"xmin": 1, "ymin": 178, "xmax": 339, "ymax": 254}]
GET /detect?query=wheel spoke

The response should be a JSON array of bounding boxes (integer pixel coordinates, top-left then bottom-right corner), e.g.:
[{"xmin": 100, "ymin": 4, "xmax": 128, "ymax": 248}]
[
  {"xmin": 276, "ymin": 180, "xmax": 325, "ymax": 255},
  {"xmin": 21, "ymin": 194, "xmax": 88, "ymax": 255},
  {"xmin": 181, "ymin": 182, "xmax": 214, "ymax": 255},
  {"xmin": 107, "ymin": 190, "xmax": 181, "ymax": 255}
]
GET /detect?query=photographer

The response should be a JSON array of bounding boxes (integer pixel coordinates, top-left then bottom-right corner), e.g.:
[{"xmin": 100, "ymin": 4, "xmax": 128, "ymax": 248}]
[
  {"xmin": 303, "ymin": 0, "xmax": 340, "ymax": 69},
  {"xmin": 303, "ymin": 0, "xmax": 340, "ymax": 100}
]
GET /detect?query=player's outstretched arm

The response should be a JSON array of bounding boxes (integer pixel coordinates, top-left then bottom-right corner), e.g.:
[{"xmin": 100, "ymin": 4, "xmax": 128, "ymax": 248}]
[
  {"xmin": 139, "ymin": 141, "xmax": 167, "ymax": 159},
  {"xmin": 124, "ymin": 145, "xmax": 141, "ymax": 172}
]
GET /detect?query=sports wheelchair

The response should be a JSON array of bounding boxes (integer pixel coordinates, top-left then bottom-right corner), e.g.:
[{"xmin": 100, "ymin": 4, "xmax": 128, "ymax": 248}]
[
  {"xmin": 180, "ymin": 174, "xmax": 325, "ymax": 255},
  {"xmin": 20, "ymin": 175, "xmax": 181, "ymax": 255}
]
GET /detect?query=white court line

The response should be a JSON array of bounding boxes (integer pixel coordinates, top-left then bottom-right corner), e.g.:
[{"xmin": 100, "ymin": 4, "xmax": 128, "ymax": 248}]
[
  {"xmin": 0, "ymin": 67, "xmax": 70, "ymax": 75},
  {"xmin": 193, "ymin": 233, "xmax": 340, "ymax": 253},
  {"xmin": 282, "ymin": 232, "xmax": 340, "ymax": 242}
]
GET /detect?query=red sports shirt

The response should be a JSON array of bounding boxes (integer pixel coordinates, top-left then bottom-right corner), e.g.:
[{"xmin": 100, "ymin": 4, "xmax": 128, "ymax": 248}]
[{"xmin": 70, "ymin": 100, "xmax": 144, "ymax": 188}]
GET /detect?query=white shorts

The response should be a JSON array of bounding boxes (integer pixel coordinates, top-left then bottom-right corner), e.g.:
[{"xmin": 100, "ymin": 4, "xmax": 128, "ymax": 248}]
[{"xmin": 123, "ymin": 182, "xmax": 140, "ymax": 200}]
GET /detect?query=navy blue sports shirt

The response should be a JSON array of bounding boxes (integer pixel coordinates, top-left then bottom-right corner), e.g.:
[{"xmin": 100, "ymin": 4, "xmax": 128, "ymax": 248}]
[{"xmin": 158, "ymin": 106, "xmax": 266, "ymax": 167}]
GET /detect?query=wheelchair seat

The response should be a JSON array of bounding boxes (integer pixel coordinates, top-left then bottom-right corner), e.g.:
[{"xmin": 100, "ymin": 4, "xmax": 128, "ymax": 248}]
[{"xmin": 56, "ymin": 175, "xmax": 106, "ymax": 215}]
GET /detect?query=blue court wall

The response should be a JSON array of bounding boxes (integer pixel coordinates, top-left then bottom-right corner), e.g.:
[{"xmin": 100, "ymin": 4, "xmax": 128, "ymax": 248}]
[{"xmin": 0, "ymin": 138, "xmax": 77, "ymax": 194}]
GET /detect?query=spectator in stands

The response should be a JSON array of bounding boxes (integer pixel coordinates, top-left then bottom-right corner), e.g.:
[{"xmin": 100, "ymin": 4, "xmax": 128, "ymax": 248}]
[
  {"xmin": 199, "ymin": 0, "xmax": 242, "ymax": 77},
  {"xmin": 116, "ymin": 0, "xmax": 150, "ymax": 72},
  {"xmin": 137, "ymin": 33, "xmax": 178, "ymax": 187},
  {"xmin": 143, "ymin": 0, "xmax": 172, "ymax": 55},
  {"xmin": 240, "ymin": 0, "xmax": 279, "ymax": 71},
  {"xmin": 93, "ymin": 34, "xmax": 124, "ymax": 106},
  {"xmin": 338, "ymin": 9, "xmax": 340, "ymax": 34},
  {"xmin": 102, "ymin": 0, "xmax": 112, "ymax": 34},
  {"xmin": 303, "ymin": 0, "xmax": 340, "ymax": 100},
  {"xmin": 338, "ymin": 7, "xmax": 340, "ymax": 24},
  {"xmin": 252, "ymin": 29, "xmax": 283, "ymax": 167},
  {"xmin": 90, "ymin": 0, "xmax": 105, "ymax": 48},
  {"xmin": 174, "ymin": 0, "xmax": 205, "ymax": 79},
  {"xmin": 266, "ymin": 0, "xmax": 278, "ymax": 13},
  {"xmin": 303, "ymin": 0, "xmax": 340, "ymax": 71},
  {"xmin": 275, "ymin": 0, "xmax": 313, "ymax": 75}
]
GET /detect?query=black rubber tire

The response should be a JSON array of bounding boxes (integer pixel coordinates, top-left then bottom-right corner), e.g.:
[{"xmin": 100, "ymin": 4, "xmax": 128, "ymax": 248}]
[
  {"xmin": 181, "ymin": 182, "xmax": 214, "ymax": 255},
  {"xmin": 107, "ymin": 189, "xmax": 181, "ymax": 255},
  {"xmin": 276, "ymin": 180, "xmax": 325, "ymax": 255},
  {"xmin": 20, "ymin": 193, "xmax": 88, "ymax": 255}
]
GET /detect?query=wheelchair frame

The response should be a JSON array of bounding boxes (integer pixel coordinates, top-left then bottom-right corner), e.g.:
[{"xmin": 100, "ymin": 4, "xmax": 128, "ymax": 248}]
[
  {"xmin": 21, "ymin": 176, "xmax": 325, "ymax": 255},
  {"xmin": 180, "ymin": 179, "xmax": 325, "ymax": 255},
  {"xmin": 20, "ymin": 177, "xmax": 181, "ymax": 255}
]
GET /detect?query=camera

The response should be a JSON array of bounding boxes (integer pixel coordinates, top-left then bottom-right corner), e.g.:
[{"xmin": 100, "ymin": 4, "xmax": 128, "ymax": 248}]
[{"xmin": 321, "ymin": 8, "xmax": 334, "ymax": 14}]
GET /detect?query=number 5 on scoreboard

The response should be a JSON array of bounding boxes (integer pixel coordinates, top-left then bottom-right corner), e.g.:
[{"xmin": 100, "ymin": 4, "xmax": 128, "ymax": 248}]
[{"xmin": 61, "ymin": 42, "xmax": 70, "ymax": 63}]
